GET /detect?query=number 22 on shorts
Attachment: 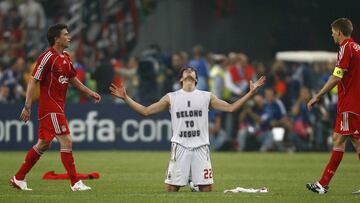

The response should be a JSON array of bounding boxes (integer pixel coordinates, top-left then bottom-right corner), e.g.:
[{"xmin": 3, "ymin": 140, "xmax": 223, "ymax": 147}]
[{"xmin": 203, "ymin": 168, "xmax": 213, "ymax": 179}]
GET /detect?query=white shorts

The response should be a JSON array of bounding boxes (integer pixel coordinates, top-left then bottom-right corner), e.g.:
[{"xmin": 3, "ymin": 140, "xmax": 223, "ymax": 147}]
[{"xmin": 164, "ymin": 143, "xmax": 214, "ymax": 186}]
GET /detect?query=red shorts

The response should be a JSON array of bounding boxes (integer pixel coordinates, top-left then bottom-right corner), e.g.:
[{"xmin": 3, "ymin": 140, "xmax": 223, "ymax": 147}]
[
  {"xmin": 39, "ymin": 113, "xmax": 70, "ymax": 141},
  {"xmin": 335, "ymin": 112, "xmax": 360, "ymax": 138}
]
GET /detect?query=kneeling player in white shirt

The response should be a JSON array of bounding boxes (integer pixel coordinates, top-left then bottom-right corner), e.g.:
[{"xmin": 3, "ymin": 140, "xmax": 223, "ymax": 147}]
[{"xmin": 109, "ymin": 67, "xmax": 265, "ymax": 192}]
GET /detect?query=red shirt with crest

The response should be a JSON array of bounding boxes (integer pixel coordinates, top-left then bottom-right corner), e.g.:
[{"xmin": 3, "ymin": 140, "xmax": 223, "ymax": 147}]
[
  {"xmin": 31, "ymin": 47, "xmax": 77, "ymax": 119},
  {"xmin": 336, "ymin": 38, "xmax": 360, "ymax": 114}
]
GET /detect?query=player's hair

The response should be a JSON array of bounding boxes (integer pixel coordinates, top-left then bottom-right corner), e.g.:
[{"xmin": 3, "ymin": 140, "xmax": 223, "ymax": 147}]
[
  {"xmin": 179, "ymin": 67, "xmax": 198, "ymax": 86},
  {"xmin": 331, "ymin": 18, "xmax": 353, "ymax": 37},
  {"xmin": 47, "ymin": 24, "xmax": 69, "ymax": 46}
]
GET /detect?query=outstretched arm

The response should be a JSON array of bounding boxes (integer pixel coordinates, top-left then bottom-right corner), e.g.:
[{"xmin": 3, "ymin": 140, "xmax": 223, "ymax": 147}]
[
  {"xmin": 69, "ymin": 77, "xmax": 101, "ymax": 103},
  {"xmin": 210, "ymin": 76, "xmax": 266, "ymax": 112},
  {"xmin": 109, "ymin": 83, "xmax": 169, "ymax": 116},
  {"xmin": 307, "ymin": 75, "xmax": 340, "ymax": 111}
]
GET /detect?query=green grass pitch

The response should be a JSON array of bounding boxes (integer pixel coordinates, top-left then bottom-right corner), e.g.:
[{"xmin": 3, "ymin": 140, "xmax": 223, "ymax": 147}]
[{"xmin": 1, "ymin": 151, "xmax": 360, "ymax": 202}]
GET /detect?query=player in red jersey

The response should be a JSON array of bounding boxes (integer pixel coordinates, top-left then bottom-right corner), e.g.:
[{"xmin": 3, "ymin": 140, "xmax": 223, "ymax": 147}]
[
  {"xmin": 10, "ymin": 24, "xmax": 101, "ymax": 191},
  {"xmin": 306, "ymin": 18, "xmax": 360, "ymax": 194}
]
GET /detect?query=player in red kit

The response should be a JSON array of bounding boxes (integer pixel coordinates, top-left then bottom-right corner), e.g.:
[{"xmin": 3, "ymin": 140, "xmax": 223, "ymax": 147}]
[
  {"xmin": 9, "ymin": 24, "xmax": 101, "ymax": 191},
  {"xmin": 306, "ymin": 18, "xmax": 360, "ymax": 194}
]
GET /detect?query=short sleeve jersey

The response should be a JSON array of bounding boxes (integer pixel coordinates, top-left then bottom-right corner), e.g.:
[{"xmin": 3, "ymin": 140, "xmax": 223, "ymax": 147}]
[
  {"xmin": 168, "ymin": 89, "xmax": 211, "ymax": 148},
  {"xmin": 31, "ymin": 47, "xmax": 77, "ymax": 119},
  {"xmin": 336, "ymin": 38, "xmax": 360, "ymax": 114}
]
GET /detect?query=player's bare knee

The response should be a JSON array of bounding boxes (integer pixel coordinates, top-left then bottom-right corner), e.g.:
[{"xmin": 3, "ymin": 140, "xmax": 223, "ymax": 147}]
[
  {"xmin": 354, "ymin": 145, "xmax": 360, "ymax": 154},
  {"xmin": 60, "ymin": 142, "xmax": 72, "ymax": 150},
  {"xmin": 199, "ymin": 185, "xmax": 212, "ymax": 192},
  {"xmin": 33, "ymin": 145, "xmax": 45, "ymax": 154},
  {"xmin": 66, "ymin": 141, "xmax": 72, "ymax": 149},
  {"xmin": 351, "ymin": 141, "xmax": 360, "ymax": 153},
  {"xmin": 57, "ymin": 136, "xmax": 73, "ymax": 150},
  {"xmin": 333, "ymin": 139, "xmax": 346, "ymax": 148},
  {"xmin": 41, "ymin": 143, "xmax": 51, "ymax": 151},
  {"xmin": 36, "ymin": 140, "xmax": 51, "ymax": 152},
  {"xmin": 165, "ymin": 184, "xmax": 179, "ymax": 192},
  {"xmin": 332, "ymin": 133, "xmax": 346, "ymax": 149},
  {"xmin": 351, "ymin": 143, "xmax": 360, "ymax": 152}
]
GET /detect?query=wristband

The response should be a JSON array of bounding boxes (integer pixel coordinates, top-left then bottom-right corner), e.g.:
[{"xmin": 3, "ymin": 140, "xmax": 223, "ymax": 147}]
[{"xmin": 24, "ymin": 105, "xmax": 31, "ymax": 111}]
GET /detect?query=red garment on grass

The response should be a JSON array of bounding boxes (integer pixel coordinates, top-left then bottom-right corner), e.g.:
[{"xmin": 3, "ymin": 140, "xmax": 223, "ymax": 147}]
[{"xmin": 42, "ymin": 171, "xmax": 100, "ymax": 180}]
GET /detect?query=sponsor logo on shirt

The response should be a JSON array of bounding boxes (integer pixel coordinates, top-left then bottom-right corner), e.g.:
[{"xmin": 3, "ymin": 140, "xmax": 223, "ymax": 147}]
[{"xmin": 58, "ymin": 75, "xmax": 69, "ymax": 84}]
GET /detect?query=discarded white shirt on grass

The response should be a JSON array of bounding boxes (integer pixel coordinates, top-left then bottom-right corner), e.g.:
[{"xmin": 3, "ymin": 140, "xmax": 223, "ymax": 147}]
[{"xmin": 224, "ymin": 187, "xmax": 269, "ymax": 193}]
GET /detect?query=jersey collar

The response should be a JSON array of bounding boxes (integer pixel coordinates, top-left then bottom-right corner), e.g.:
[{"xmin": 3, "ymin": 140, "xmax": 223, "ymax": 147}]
[
  {"xmin": 340, "ymin": 38, "xmax": 353, "ymax": 46},
  {"xmin": 49, "ymin": 47, "xmax": 65, "ymax": 56},
  {"xmin": 180, "ymin": 88, "xmax": 197, "ymax": 94}
]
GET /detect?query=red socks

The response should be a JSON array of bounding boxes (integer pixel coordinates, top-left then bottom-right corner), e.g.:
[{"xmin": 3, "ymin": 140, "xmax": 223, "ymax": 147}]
[
  {"xmin": 61, "ymin": 151, "xmax": 79, "ymax": 186},
  {"xmin": 319, "ymin": 149, "xmax": 344, "ymax": 186},
  {"xmin": 15, "ymin": 147, "xmax": 42, "ymax": 180},
  {"xmin": 15, "ymin": 146, "xmax": 80, "ymax": 186}
]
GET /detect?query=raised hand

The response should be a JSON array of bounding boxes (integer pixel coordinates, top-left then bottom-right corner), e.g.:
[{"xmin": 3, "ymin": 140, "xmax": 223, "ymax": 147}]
[
  {"xmin": 249, "ymin": 76, "xmax": 266, "ymax": 93},
  {"xmin": 109, "ymin": 82, "xmax": 127, "ymax": 100}
]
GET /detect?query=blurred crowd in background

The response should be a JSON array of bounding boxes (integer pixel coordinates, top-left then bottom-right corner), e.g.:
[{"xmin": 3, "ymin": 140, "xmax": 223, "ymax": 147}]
[{"xmin": 0, "ymin": 0, "xmax": 341, "ymax": 152}]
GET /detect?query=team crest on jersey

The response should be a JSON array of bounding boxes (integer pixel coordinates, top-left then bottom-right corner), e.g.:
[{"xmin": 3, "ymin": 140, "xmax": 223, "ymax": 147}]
[
  {"xmin": 61, "ymin": 125, "xmax": 67, "ymax": 133},
  {"xmin": 353, "ymin": 43, "xmax": 360, "ymax": 51},
  {"xmin": 58, "ymin": 75, "xmax": 69, "ymax": 84}
]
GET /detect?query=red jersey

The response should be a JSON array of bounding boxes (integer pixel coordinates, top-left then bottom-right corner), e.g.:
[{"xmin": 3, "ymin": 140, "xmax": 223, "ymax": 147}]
[
  {"xmin": 32, "ymin": 47, "xmax": 77, "ymax": 119},
  {"xmin": 336, "ymin": 38, "xmax": 360, "ymax": 114}
]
